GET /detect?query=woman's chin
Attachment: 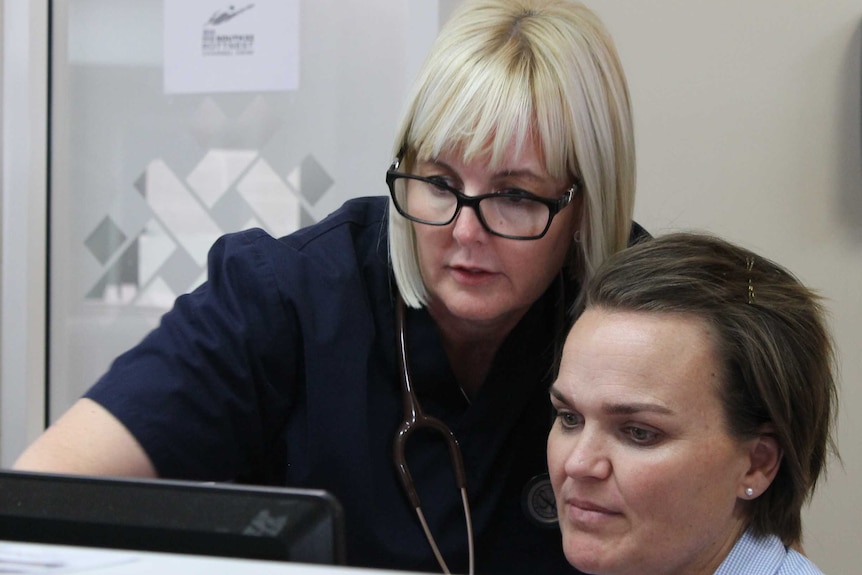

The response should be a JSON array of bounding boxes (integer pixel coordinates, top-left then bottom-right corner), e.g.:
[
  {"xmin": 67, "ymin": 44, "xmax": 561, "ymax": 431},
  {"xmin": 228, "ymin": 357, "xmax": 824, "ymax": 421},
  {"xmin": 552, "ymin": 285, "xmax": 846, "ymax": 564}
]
[{"xmin": 563, "ymin": 536, "xmax": 622, "ymax": 575}]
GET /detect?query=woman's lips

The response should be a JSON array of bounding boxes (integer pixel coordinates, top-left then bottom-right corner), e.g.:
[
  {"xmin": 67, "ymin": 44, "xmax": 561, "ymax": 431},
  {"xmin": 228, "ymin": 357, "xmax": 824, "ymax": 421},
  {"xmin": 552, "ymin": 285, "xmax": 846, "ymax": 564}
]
[
  {"xmin": 565, "ymin": 498, "xmax": 621, "ymax": 528},
  {"xmin": 449, "ymin": 265, "xmax": 496, "ymax": 285}
]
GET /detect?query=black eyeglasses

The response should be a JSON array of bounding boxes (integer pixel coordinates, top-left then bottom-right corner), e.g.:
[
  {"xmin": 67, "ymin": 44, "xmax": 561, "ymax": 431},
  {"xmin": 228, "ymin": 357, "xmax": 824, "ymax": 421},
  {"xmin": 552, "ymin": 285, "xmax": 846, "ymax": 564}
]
[{"xmin": 386, "ymin": 157, "xmax": 580, "ymax": 240}]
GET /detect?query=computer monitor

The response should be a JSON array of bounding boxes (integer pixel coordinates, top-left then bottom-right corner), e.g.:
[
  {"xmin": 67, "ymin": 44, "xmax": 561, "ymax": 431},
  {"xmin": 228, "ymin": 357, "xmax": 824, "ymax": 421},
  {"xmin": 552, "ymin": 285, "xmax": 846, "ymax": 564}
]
[{"xmin": 0, "ymin": 470, "xmax": 345, "ymax": 565}]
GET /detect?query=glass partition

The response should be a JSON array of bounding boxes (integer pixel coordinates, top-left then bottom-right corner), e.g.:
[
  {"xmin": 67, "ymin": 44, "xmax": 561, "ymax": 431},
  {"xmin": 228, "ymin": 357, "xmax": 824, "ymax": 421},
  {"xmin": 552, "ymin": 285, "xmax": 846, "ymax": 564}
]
[{"xmin": 48, "ymin": 0, "xmax": 456, "ymax": 417}]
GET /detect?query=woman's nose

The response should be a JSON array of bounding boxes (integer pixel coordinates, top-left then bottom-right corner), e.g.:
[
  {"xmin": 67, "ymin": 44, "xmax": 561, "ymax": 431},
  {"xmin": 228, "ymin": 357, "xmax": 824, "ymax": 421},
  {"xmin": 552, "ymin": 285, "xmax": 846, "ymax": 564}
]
[
  {"xmin": 451, "ymin": 202, "xmax": 489, "ymax": 243},
  {"xmin": 563, "ymin": 428, "xmax": 612, "ymax": 480}
]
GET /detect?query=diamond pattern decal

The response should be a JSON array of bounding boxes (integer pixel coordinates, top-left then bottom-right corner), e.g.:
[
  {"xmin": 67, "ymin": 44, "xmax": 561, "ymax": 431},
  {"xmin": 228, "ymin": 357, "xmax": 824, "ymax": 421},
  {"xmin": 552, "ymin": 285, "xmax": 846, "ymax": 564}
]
[
  {"xmin": 295, "ymin": 155, "xmax": 334, "ymax": 206},
  {"xmin": 186, "ymin": 149, "xmax": 258, "ymax": 208},
  {"xmin": 83, "ymin": 97, "xmax": 336, "ymax": 307},
  {"xmin": 236, "ymin": 158, "xmax": 301, "ymax": 238},
  {"xmin": 85, "ymin": 216, "xmax": 127, "ymax": 265}
]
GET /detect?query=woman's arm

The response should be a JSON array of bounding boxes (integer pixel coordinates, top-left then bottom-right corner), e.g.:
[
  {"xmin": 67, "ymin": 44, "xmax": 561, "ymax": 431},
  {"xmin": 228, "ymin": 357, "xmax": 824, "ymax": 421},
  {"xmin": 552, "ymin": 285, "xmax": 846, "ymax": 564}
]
[{"xmin": 13, "ymin": 398, "xmax": 157, "ymax": 478}]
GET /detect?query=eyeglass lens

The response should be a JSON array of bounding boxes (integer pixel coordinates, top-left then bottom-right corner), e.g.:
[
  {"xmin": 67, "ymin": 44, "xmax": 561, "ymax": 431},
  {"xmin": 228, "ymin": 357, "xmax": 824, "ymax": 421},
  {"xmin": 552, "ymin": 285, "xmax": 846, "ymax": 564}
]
[{"xmin": 392, "ymin": 176, "xmax": 552, "ymax": 239}]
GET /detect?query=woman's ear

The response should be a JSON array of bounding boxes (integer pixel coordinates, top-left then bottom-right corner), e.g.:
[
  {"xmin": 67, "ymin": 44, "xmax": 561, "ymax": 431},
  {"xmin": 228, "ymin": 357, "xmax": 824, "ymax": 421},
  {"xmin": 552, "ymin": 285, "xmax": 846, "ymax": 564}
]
[{"xmin": 738, "ymin": 428, "xmax": 782, "ymax": 500}]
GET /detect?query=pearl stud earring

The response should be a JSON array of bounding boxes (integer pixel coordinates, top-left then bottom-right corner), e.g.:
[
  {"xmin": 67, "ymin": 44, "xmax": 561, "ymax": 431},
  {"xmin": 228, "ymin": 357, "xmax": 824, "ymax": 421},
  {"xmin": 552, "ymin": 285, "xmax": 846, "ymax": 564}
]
[{"xmin": 745, "ymin": 487, "xmax": 754, "ymax": 498}]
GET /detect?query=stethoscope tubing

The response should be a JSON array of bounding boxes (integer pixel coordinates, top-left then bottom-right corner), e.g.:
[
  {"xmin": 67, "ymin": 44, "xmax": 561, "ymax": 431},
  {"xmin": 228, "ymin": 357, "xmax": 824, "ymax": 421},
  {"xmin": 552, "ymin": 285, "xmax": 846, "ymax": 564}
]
[{"xmin": 393, "ymin": 293, "xmax": 475, "ymax": 575}]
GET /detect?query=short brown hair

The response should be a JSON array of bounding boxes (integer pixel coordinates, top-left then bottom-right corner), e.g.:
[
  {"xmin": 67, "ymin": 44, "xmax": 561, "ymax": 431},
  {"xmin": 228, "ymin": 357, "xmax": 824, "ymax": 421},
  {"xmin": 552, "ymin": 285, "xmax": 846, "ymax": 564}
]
[{"xmin": 582, "ymin": 232, "xmax": 839, "ymax": 545}]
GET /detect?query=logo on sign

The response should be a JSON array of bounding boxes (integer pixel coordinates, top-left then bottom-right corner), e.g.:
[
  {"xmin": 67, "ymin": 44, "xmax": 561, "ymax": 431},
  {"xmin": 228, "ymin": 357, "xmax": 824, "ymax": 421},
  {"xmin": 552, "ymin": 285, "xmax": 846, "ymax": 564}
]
[{"xmin": 202, "ymin": 4, "xmax": 256, "ymax": 56}]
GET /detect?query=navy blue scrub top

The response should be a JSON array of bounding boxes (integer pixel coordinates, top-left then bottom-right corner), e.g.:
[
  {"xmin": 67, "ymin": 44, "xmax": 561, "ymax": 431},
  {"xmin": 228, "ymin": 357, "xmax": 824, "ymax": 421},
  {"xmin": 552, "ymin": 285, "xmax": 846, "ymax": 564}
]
[{"xmin": 85, "ymin": 196, "xmax": 581, "ymax": 574}]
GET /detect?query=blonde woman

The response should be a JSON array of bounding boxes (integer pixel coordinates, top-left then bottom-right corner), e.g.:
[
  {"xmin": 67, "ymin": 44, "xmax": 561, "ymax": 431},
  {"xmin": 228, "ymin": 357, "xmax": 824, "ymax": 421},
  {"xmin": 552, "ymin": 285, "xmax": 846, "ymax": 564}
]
[{"xmin": 17, "ymin": 1, "xmax": 639, "ymax": 573}]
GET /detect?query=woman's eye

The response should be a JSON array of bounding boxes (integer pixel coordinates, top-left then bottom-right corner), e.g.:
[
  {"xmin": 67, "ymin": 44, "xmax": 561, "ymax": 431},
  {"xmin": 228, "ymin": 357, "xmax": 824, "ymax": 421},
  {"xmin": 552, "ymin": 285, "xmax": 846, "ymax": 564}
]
[
  {"xmin": 424, "ymin": 175, "xmax": 460, "ymax": 193},
  {"xmin": 623, "ymin": 426, "xmax": 660, "ymax": 445},
  {"xmin": 555, "ymin": 410, "xmax": 583, "ymax": 430},
  {"xmin": 498, "ymin": 188, "xmax": 536, "ymax": 200}
]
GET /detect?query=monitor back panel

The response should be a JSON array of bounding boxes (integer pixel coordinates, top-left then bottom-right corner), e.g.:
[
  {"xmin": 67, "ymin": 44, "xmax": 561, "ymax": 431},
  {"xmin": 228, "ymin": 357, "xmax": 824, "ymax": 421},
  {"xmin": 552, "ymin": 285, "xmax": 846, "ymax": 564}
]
[{"xmin": 0, "ymin": 470, "xmax": 345, "ymax": 565}]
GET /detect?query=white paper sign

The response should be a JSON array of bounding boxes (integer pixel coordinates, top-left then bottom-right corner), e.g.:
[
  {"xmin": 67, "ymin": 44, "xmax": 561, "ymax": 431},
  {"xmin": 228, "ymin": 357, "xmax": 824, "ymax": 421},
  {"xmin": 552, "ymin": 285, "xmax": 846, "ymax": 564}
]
[
  {"xmin": 0, "ymin": 542, "xmax": 135, "ymax": 574},
  {"xmin": 164, "ymin": 0, "xmax": 299, "ymax": 94}
]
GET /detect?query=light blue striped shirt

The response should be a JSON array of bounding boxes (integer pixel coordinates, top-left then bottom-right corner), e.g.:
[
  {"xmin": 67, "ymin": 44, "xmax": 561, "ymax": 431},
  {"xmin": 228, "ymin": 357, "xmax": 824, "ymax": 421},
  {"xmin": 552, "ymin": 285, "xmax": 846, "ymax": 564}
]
[{"xmin": 714, "ymin": 528, "xmax": 824, "ymax": 574}]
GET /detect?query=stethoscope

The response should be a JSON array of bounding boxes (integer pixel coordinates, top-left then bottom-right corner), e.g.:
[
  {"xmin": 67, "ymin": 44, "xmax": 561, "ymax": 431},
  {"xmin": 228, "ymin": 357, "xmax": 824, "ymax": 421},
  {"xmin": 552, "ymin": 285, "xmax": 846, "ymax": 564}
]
[
  {"xmin": 393, "ymin": 292, "xmax": 475, "ymax": 575},
  {"xmin": 392, "ymin": 287, "xmax": 563, "ymax": 574}
]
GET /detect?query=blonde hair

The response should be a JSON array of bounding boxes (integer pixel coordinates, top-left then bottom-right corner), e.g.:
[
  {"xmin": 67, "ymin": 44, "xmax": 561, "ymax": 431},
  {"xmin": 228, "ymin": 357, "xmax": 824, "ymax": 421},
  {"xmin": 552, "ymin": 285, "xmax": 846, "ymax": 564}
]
[{"xmin": 388, "ymin": 0, "xmax": 636, "ymax": 308}]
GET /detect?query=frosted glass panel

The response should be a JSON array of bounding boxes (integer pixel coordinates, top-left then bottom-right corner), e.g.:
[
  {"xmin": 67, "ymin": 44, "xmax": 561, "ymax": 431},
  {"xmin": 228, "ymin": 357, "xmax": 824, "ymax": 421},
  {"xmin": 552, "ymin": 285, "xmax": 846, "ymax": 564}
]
[{"xmin": 49, "ymin": 0, "xmax": 453, "ymax": 418}]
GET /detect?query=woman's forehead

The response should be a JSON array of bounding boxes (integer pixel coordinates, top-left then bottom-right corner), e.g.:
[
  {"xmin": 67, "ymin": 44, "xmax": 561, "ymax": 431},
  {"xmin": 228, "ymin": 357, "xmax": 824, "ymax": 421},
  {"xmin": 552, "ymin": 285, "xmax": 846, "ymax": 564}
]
[{"xmin": 414, "ymin": 128, "xmax": 566, "ymax": 175}]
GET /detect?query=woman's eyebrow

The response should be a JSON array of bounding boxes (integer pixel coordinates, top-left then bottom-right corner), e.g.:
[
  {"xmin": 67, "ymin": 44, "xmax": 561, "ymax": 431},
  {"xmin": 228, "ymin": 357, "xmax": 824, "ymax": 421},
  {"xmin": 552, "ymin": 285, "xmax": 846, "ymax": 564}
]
[
  {"xmin": 494, "ymin": 169, "xmax": 547, "ymax": 182},
  {"xmin": 549, "ymin": 385, "xmax": 570, "ymax": 405},
  {"xmin": 601, "ymin": 402, "xmax": 674, "ymax": 416},
  {"xmin": 416, "ymin": 158, "xmax": 453, "ymax": 171},
  {"xmin": 550, "ymin": 386, "xmax": 674, "ymax": 416},
  {"xmin": 417, "ymin": 159, "xmax": 548, "ymax": 181}
]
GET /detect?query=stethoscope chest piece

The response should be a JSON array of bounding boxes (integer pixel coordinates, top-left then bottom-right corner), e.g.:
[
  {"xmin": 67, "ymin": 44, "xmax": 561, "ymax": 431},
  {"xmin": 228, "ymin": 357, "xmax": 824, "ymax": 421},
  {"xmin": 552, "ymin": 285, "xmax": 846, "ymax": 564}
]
[{"xmin": 521, "ymin": 474, "xmax": 558, "ymax": 527}]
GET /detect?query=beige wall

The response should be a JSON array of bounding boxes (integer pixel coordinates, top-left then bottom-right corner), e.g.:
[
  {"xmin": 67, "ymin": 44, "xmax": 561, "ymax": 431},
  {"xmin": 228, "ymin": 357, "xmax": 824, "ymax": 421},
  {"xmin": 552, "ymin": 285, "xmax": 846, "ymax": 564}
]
[{"xmin": 588, "ymin": 0, "xmax": 862, "ymax": 570}]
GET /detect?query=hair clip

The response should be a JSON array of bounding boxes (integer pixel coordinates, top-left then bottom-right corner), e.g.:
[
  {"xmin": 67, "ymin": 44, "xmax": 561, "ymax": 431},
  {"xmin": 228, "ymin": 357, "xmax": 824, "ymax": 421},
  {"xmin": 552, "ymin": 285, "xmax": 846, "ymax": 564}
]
[{"xmin": 746, "ymin": 256, "xmax": 756, "ymax": 304}]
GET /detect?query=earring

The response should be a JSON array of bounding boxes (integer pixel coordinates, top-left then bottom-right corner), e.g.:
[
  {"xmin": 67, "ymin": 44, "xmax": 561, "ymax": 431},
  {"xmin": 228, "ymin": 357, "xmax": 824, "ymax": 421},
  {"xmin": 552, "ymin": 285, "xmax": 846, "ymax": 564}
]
[{"xmin": 745, "ymin": 487, "xmax": 755, "ymax": 498}]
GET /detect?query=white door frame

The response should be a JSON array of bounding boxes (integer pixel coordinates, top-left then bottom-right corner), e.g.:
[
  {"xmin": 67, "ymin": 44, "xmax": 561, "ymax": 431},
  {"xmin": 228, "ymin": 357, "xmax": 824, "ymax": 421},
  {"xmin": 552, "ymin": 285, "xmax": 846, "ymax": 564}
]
[{"xmin": 0, "ymin": 0, "xmax": 49, "ymax": 466}]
